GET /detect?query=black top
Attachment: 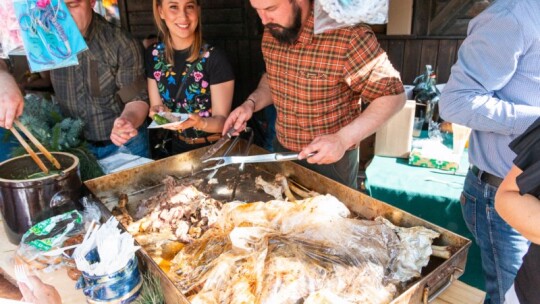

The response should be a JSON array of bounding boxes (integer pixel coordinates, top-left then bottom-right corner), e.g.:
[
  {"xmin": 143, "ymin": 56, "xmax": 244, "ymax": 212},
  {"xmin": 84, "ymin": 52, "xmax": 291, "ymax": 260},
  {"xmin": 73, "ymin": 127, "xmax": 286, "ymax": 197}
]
[
  {"xmin": 509, "ymin": 117, "xmax": 540, "ymax": 304},
  {"xmin": 145, "ymin": 42, "xmax": 234, "ymax": 143},
  {"xmin": 510, "ymin": 117, "xmax": 540, "ymax": 198},
  {"xmin": 145, "ymin": 42, "xmax": 234, "ymax": 115}
]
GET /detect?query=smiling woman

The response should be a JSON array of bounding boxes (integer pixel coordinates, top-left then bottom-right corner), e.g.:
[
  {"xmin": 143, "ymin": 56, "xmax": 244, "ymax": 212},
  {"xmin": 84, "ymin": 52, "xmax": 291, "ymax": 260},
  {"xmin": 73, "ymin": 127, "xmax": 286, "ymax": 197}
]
[
  {"xmin": 154, "ymin": 0, "xmax": 201, "ymax": 63},
  {"xmin": 145, "ymin": 0, "xmax": 235, "ymax": 156}
]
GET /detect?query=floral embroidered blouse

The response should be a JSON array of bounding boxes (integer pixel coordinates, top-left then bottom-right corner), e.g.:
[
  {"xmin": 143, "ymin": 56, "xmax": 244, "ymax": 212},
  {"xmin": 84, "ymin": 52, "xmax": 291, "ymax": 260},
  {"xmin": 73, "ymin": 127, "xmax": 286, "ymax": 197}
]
[{"xmin": 145, "ymin": 42, "xmax": 235, "ymax": 118}]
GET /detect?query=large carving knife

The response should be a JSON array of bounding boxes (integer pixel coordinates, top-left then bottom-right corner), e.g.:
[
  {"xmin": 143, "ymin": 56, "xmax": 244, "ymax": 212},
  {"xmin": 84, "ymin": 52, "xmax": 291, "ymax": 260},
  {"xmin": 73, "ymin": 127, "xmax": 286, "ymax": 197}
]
[{"xmin": 200, "ymin": 127, "xmax": 236, "ymax": 161}]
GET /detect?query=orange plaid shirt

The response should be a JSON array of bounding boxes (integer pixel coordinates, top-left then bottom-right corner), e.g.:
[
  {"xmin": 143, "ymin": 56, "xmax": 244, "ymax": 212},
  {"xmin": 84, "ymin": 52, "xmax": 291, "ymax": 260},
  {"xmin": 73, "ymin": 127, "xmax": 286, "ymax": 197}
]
[{"xmin": 262, "ymin": 12, "xmax": 404, "ymax": 152}]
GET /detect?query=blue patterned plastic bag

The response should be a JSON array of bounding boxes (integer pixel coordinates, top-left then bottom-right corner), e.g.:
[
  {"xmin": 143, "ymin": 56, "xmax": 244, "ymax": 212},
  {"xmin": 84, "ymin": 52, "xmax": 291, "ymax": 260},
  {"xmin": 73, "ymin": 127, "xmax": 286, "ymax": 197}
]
[{"xmin": 13, "ymin": 0, "xmax": 88, "ymax": 72}]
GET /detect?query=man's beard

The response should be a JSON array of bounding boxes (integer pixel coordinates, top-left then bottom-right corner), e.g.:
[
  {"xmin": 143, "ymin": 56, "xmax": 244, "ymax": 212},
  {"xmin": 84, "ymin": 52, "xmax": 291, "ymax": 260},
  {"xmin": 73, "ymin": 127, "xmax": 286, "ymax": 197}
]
[{"xmin": 265, "ymin": 4, "xmax": 302, "ymax": 45}]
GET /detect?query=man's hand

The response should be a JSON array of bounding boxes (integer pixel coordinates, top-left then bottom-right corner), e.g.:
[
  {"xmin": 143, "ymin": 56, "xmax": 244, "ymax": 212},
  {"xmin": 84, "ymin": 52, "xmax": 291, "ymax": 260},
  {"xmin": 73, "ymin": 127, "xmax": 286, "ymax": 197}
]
[
  {"xmin": 0, "ymin": 63, "xmax": 25, "ymax": 129},
  {"xmin": 222, "ymin": 102, "xmax": 254, "ymax": 136},
  {"xmin": 110, "ymin": 117, "xmax": 138, "ymax": 146},
  {"xmin": 299, "ymin": 133, "xmax": 349, "ymax": 165},
  {"xmin": 18, "ymin": 275, "xmax": 62, "ymax": 304}
]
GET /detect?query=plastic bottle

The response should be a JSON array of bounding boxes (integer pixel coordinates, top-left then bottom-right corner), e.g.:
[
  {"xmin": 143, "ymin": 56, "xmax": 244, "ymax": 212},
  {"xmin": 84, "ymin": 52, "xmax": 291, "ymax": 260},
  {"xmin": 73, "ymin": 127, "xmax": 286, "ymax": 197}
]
[{"xmin": 413, "ymin": 65, "xmax": 440, "ymax": 130}]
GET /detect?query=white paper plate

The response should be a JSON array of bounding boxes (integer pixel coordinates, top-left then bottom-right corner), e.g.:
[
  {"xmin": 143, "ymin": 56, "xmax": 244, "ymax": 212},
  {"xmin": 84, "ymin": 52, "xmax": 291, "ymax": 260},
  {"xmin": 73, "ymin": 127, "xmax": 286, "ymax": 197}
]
[{"xmin": 148, "ymin": 113, "xmax": 189, "ymax": 129}]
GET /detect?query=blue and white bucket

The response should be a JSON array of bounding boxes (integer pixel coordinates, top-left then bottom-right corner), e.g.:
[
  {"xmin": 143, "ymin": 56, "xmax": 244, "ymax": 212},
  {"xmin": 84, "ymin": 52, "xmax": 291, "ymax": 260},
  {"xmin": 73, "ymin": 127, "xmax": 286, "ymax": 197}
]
[{"xmin": 77, "ymin": 255, "xmax": 142, "ymax": 303}]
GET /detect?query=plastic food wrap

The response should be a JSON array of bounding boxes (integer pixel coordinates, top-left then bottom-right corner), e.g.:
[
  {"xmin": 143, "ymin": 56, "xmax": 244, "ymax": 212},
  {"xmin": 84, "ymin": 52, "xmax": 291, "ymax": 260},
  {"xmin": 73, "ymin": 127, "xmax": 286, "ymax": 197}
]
[
  {"xmin": 169, "ymin": 195, "xmax": 439, "ymax": 303},
  {"xmin": 15, "ymin": 210, "xmax": 84, "ymax": 271},
  {"xmin": 315, "ymin": 0, "xmax": 388, "ymax": 34}
]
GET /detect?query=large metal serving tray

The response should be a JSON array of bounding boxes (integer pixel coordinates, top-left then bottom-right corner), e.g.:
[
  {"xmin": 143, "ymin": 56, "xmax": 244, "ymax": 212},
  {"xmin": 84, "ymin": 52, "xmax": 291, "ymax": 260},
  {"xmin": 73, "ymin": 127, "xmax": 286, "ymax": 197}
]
[{"xmin": 84, "ymin": 143, "xmax": 471, "ymax": 304}]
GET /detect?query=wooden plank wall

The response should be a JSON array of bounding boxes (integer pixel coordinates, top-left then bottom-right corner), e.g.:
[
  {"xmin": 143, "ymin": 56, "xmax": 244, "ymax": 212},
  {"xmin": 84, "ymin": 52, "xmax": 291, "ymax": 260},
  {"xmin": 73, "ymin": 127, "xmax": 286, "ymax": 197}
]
[{"xmin": 378, "ymin": 37, "xmax": 464, "ymax": 85}]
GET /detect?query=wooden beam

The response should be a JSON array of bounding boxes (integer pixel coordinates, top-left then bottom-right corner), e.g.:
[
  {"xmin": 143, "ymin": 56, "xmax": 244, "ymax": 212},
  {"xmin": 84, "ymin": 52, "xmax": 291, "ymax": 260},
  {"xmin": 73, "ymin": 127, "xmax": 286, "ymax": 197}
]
[{"xmin": 118, "ymin": 0, "xmax": 128, "ymax": 30}]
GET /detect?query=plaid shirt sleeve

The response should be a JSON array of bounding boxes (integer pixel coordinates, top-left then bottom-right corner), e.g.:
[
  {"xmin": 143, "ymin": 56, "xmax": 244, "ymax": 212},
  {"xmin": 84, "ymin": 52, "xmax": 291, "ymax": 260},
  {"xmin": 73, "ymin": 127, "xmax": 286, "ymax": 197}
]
[
  {"xmin": 344, "ymin": 26, "xmax": 404, "ymax": 103},
  {"xmin": 115, "ymin": 35, "xmax": 148, "ymax": 104}
]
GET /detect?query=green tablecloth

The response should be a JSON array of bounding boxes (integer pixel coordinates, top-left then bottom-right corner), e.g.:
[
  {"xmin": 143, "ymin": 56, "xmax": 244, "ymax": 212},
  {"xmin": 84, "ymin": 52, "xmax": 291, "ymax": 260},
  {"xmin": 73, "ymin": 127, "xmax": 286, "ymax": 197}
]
[{"xmin": 365, "ymin": 153, "xmax": 484, "ymax": 290}]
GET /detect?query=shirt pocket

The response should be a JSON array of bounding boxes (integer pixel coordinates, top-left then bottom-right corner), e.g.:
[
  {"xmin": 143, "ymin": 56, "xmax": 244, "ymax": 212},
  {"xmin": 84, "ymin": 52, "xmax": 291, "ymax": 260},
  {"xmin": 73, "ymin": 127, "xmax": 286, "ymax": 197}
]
[
  {"xmin": 293, "ymin": 70, "xmax": 342, "ymax": 128},
  {"xmin": 88, "ymin": 58, "xmax": 116, "ymax": 99},
  {"xmin": 293, "ymin": 70, "xmax": 339, "ymax": 102}
]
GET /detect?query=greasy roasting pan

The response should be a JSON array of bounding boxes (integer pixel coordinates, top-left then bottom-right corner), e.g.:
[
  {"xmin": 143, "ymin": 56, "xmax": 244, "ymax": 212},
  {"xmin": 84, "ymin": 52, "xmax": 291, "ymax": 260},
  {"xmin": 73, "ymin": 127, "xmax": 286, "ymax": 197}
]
[{"xmin": 84, "ymin": 142, "xmax": 471, "ymax": 304}]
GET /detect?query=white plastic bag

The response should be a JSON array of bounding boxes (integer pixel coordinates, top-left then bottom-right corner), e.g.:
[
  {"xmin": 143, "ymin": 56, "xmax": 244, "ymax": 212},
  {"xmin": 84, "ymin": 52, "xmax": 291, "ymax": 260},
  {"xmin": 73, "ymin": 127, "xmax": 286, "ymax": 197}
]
[
  {"xmin": 315, "ymin": 0, "xmax": 389, "ymax": 34},
  {"xmin": 97, "ymin": 146, "xmax": 153, "ymax": 174}
]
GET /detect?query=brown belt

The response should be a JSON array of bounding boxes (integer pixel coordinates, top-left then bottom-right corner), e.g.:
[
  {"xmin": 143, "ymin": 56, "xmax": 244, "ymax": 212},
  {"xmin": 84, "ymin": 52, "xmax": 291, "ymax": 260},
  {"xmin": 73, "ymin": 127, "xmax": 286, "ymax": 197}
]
[
  {"xmin": 177, "ymin": 133, "xmax": 221, "ymax": 145},
  {"xmin": 470, "ymin": 165, "xmax": 503, "ymax": 188}
]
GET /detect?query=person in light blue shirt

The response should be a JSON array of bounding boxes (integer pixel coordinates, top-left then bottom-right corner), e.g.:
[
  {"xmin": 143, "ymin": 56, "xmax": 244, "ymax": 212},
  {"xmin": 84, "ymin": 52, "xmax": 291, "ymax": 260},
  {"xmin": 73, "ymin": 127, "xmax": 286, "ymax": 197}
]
[{"xmin": 439, "ymin": 1, "xmax": 540, "ymax": 303}]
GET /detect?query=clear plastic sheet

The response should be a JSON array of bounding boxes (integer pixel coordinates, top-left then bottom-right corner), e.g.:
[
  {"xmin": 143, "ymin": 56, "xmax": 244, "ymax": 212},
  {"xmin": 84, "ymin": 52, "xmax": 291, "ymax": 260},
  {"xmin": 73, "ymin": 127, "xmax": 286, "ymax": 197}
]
[
  {"xmin": 169, "ymin": 194, "xmax": 438, "ymax": 303},
  {"xmin": 315, "ymin": 0, "xmax": 388, "ymax": 34},
  {"xmin": 15, "ymin": 210, "xmax": 84, "ymax": 271},
  {"xmin": 81, "ymin": 196, "xmax": 103, "ymax": 227},
  {"xmin": 97, "ymin": 145, "xmax": 153, "ymax": 174},
  {"xmin": 376, "ymin": 217, "xmax": 440, "ymax": 283}
]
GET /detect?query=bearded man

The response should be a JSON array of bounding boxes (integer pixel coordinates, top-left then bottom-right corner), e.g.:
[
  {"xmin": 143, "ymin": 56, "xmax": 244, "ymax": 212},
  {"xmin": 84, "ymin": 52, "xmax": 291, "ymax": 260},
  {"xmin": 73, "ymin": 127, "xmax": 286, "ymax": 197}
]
[{"xmin": 223, "ymin": 0, "xmax": 405, "ymax": 188}]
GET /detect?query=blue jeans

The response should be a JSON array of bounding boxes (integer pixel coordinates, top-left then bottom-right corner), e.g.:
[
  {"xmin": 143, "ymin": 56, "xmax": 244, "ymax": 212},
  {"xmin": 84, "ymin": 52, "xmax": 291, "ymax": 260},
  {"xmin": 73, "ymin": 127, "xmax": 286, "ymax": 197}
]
[
  {"xmin": 89, "ymin": 127, "xmax": 150, "ymax": 160},
  {"xmin": 461, "ymin": 169, "xmax": 529, "ymax": 304}
]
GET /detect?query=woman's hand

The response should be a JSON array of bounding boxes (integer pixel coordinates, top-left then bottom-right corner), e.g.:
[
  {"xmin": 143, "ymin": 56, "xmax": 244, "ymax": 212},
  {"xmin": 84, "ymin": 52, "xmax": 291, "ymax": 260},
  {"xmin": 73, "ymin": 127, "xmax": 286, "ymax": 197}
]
[
  {"xmin": 162, "ymin": 114, "xmax": 204, "ymax": 131},
  {"xmin": 149, "ymin": 104, "xmax": 169, "ymax": 118}
]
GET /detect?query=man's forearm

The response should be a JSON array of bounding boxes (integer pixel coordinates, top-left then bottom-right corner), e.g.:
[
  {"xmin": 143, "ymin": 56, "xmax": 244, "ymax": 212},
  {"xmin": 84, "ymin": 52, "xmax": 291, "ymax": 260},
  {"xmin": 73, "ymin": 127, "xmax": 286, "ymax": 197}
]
[
  {"xmin": 244, "ymin": 73, "xmax": 273, "ymax": 111},
  {"xmin": 440, "ymin": 87, "xmax": 540, "ymax": 136},
  {"xmin": 0, "ymin": 59, "xmax": 25, "ymax": 129},
  {"xmin": 496, "ymin": 166, "xmax": 540, "ymax": 244},
  {"xmin": 121, "ymin": 101, "xmax": 149, "ymax": 128},
  {"xmin": 337, "ymin": 93, "xmax": 406, "ymax": 148}
]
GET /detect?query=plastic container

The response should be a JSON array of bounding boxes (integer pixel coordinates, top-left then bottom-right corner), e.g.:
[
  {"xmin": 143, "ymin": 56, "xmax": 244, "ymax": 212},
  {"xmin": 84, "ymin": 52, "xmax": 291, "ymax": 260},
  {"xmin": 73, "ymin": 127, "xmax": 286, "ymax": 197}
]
[{"xmin": 78, "ymin": 255, "xmax": 142, "ymax": 303}]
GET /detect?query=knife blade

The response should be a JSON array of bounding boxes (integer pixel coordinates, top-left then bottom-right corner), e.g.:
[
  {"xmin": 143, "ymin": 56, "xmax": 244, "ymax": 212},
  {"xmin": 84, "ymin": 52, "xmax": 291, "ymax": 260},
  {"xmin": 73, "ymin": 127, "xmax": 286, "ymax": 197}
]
[
  {"xmin": 222, "ymin": 152, "xmax": 301, "ymax": 164},
  {"xmin": 200, "ymin": 127, "xmax": 236, "ymax": 160}
]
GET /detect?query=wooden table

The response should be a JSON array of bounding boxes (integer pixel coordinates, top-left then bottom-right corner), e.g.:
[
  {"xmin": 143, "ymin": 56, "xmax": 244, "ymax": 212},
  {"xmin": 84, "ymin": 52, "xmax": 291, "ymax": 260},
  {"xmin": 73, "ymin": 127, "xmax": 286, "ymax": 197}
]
[{"xmin": 0, "ymin": 219, "xmax": 485, "ymax": 303}]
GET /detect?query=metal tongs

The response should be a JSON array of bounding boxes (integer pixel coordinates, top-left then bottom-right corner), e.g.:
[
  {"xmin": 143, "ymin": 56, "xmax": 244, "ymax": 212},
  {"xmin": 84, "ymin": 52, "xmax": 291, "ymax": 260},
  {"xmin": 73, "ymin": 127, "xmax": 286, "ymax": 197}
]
[
  {"xmin": 202, "ymin": 152, "xmax": 310, "ymax": 171},
  {"xmin": 203, "ymin": 127, "xmax": 250, "ymax": 180}
]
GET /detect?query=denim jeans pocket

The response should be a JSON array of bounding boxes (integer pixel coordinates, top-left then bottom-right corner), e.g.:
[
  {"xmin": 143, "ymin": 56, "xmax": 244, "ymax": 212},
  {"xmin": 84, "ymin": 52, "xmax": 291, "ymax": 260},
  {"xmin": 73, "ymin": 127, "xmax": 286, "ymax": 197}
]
[
  {"xmin": 331, "ymin": 163, "xmax": 348, "ymax": 186},
  {"xmin": 460, "ymin": 190, "xmax": 477, "ymax": 239}
]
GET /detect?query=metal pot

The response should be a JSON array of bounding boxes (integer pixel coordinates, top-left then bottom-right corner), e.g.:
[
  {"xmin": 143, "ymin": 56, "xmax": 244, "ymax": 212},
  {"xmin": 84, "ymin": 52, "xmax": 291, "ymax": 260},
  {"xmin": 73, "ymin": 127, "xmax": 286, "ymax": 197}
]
[{"xmin": 0, "ymin": 152, "xmax": 82, "ymax": 244}]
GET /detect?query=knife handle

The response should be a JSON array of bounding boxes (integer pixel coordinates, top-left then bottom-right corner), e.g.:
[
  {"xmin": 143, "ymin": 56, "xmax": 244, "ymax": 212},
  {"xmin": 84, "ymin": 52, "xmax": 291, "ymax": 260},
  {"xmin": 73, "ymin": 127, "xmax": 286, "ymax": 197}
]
[
  {"xmin": 274, "ymin": 153, "xmax": 300, "ymax": 161},
  {"xmin": 275, "ymin": 152, "xmax": 315, "ymax": 161}
]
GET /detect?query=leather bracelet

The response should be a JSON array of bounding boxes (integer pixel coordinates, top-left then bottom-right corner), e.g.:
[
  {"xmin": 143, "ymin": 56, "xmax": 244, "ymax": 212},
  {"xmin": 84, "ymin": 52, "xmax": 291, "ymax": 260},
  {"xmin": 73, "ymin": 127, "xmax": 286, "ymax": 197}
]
[{"xmin": 246, "ymin": 98, "xmax": 256, "ymax": 110}]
